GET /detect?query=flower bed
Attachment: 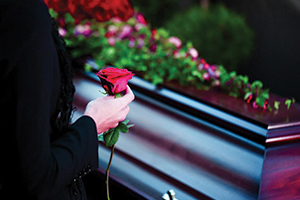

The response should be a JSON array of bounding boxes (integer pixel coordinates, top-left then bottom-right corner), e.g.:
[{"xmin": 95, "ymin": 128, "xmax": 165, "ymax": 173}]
[{"xmin": 44, "ymin": 0, "xmax": 295, "ymax": 111}]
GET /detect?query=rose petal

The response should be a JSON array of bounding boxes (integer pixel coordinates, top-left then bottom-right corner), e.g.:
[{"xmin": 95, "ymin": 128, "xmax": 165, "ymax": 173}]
[{"xmin": 96, "ymin": 67, "xmax": 134, "ymax": 94}]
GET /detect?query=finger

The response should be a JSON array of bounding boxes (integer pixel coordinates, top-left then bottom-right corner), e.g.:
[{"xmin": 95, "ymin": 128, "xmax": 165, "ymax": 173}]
[
  {"xmin": 117, "ymin": 105, "xmax": 130, "ymax": 121},
  {"xmin": 118, "ymin": 86, "xmax": 135, "ymax": 104},
  {"xmin": 108, "ymin": 122, "xmax": 119, "ymax": 130}
]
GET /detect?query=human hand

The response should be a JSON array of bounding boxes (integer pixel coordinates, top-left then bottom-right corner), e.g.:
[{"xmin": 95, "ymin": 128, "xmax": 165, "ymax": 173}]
[{"xmin": 83, "ymin": 86, "xmax": 135, "ymax": 133}]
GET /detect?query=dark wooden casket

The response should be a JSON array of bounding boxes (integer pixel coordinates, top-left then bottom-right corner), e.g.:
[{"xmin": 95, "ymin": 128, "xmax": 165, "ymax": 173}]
[{"xmin": 72, "ymin": 71, "xmax": 300, "ymax": 200}]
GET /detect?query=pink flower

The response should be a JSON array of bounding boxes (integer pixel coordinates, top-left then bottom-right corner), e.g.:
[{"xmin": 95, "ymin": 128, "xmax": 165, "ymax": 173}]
[
  {"xmin": 128, "ymin": 37, "xmax": 135, "ymax": 47},
  {"xmin": 107, "ymin": 25, "xmax": 119, "ymax": 35},
  {"xmin": 151, "ymin": 28, "xmax": 158, "ymax": 40},
  {"xmin": 204, "ymin": 64, "xmax": 209, "ymax": 70},
  {"xmin": 203, "ymin": 72, "xmax": 210, "ymax": 81},
  {"xmin": 107, "ymin": 37, "xmax": 116, "ymax": 46},
  {"xmin": 118, "ymin": 25, "xmax": 132, "ymax": 39},
  {"xmin": 111, "ymin": 17, "xmax": 122, "ymax": 23},
  {"xmin": 149, "ymin": 44, "xmax": 157, "ymax": 52},
  {"xmin": 173, "ymin": 50, "xmax": 186, "ymax": 59},
  {"xmin": 215, "ymin": 70, "xmax": 221, "ymax": 78},
  {"xmin": 197, "ymin": 63, "xmax": 204, "ymax": 71},
  {"xmin": 105, "ymin": 32, "xmax": 115, "ymax": 38},
  {"xmin": 137, "ymin": 38, "xmax": 145, "ymax": 49},
  {"xmin": 168, "ymin": 36, "xmax": 182, "ymax": 48},
  {"xmin": 246, "ymin": 94, "xmax": 253, "ymax": 104},
  {"xmin": 263, "ymin": 101, "xmax": 268, "ymax": 110},
  {"xmin": 74, "ymin": 23, "xmax": 92, "ymax": 37},
  {"xmin": 136, "ymin": 12, "xmax": 148, "ymax": 25},
  {"xmin": 211, "ymin": 65, "xmax": 216, "ymax": 71},
  {"xmin": 188, "ymin": 47, "xmax": 198, "ymax": 60},
  {"xmin": 58, "ymin": 27, "xmax": 67, "ymax": 37},
  {"xmin": 252, "ymin": 101, "xmax": 259, "ymax": 109},
  {"xmin": 200, "ymin": 58, "xmax": 207, "ymax": 64},
  {"xmin": 213, "ymin": 80, "xmax": 221, "ymax": 87},
  {"xmin": 198, "ymin": 58, "xmax": 210, "ymax": 70},
  {"xmin": 173, "ymin": 50, "xmax": 180, "ymax": 58},
  {"xmin": 134, "ymin": 23, "xmax": 147, "ymax": 31}
]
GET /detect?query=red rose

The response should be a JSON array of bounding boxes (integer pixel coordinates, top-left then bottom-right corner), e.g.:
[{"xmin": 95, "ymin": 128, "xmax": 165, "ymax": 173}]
[
  {"xmin": 136, "ymin": 12, "xmax": 148, "ymax": 25},
  {"xmin": 44, "ymin": 0, "xmax": 134, "ymax": 22},
  {"xmin": 70, "ymin": 0, "xmax": 104, "ymax": 21},
  {"xmin": 92, "ymin": 3, "xmax": 114, "ymax": 22},
  {"xmin": 43, "ymin": 0, "xmax": 75, "ymax": 16},
  {"xmin": 73, "ymin": 0, "xmax": 133, "ymax": 22},
  {"xmin": 96, "ymin": 67, "xmax": 134, "ymax": 95},
  {"xmin": 110, "ymin": 0, "xmax": 134, "ymax": 21},
  {"xmin": 89, "ymin": 0, "xmax": 134, "ymax": 22}
]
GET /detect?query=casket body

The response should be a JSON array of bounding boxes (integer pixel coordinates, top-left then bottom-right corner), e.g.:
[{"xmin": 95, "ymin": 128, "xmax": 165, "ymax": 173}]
[{"xmin": 73, "ymin": 72, "xmax": 300, "ymax": 200}]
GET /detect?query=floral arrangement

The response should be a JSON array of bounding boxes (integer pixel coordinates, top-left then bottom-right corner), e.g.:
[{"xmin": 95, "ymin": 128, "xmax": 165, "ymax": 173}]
[{"xmin": 44, "ymin": 0, "xmax": 294, "ymax": 112}]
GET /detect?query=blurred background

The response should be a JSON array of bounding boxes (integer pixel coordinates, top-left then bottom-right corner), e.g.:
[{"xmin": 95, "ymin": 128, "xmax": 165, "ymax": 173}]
[{"xmin": 131, "ymin": 0, "xmax": 300, "ymax": 101}]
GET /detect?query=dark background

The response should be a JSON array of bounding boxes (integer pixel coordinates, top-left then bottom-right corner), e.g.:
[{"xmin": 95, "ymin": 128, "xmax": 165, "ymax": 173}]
[{"xmin": 221, "ymin": 0, "xmax": 300, "ymax": 101}]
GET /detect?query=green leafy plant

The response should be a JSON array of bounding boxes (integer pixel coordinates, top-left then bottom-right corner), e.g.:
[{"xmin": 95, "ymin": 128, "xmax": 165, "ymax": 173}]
[
  {"xmin": 98, "ymin": 120, "xmax": 134, "ymax": 147},
  {"xmin": 165, "ymin": 4, "xmax": 255, "ymax": 71}
]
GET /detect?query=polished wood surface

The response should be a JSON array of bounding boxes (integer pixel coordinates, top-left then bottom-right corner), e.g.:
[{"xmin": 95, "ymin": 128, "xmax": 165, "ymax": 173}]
[
  {"xmin": 259, "ymin": 141, "xmax": 300, "ymax": 199},
  {"xmin": 165, "ymin": 81, "xmax": 300, "ymax": 129},
  {"xmin": 163, "ymin": 81, "xmax": 300, "ymax": 144}
]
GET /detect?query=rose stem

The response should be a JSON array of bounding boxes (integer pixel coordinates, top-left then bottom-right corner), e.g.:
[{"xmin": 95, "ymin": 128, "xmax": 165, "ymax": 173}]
[{"xmin": 106, "ymin": 144, "xmax": 115, "ymax": 200}]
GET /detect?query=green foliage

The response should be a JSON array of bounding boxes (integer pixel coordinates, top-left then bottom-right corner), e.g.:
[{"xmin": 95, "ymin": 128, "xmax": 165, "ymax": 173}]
[
  {"xmin": 99, "ymin": 120, "xmax": 134, "ymax": 147},
  {"xmin": 274, "ymin": 101, "xmax": 280, "ymax": 110},
  {"xmin": 165, "ymin": 4, "xmax": 255, "ymax": 71},
  {"xmin": 285, "ymin": 98, "xmax": 296, "ymax": 110}
]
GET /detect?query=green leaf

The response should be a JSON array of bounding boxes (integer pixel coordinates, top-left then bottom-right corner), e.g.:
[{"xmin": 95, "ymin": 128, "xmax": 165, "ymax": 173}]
[
  {"xmin": 191, "ymin": 70, "xmax": 201, "ymax": 77},
  {"xmin": 151, "ymin": 74, "xmax": 164, "ymax": 85},
  {"xmin": 103, "ymin": 128, "xmax": 119, "ymax": 147},
  {"xmin": 260, "ymin": 89, "xmax": 270, "ymax": 99},
  {"xmin": 241, "ymin": 75, "xmax": 249, "ymax": 84},
  {"xmin": 251, "ymin": 80, "xmax": 263, "ymax": 90},
  {"xmin": 114, "ymin": 93, "xmax": 123, "ymax": 98},
  {"xmin": 274, "ymin": 101, "xmax": 280, "ymax": 110},
  {"xmin": 126, "ymin": 124, "xmax": 135, "ymax": 129},
  {"xmin": 244, "ymin": 92, "xmax": 253, "ymax": 100},
  {"xmin": 117, "ymin": 122, "xmax": 129, "ymax": 133},
  {"xmin": 137, "ymin": 65, "xmax": 147, "ymax": 71},
  {"xmin": 98, "ymin": 134, "xmax": 104, "ymax": 142},
  {"xmin": 64, "ymin": 13, "xmax": 75, "ymax": 24},
  {"xmin": 49, "ymin": 8, "xmax": 58, "ymax": 19},
  {"xmin": 256, "ymin": 95, "xmax": 266, "ymax": 107},
  {"xmin": 120, "ymin": 120, "xmax": 135, "ymax": 131},
  {"xmin": 267, "ymin": 105, "xmax": 273, "ymax": 112},
  {"xmin": 229, "ymin": 92, "xmax": 239, "ymax": 98},
  {"xmin": 101, "ymin": 120, "xmax": 134, "ymax": 146},
  {"xmin": 157, "ymin": 28, "xmax": 169, "ymax": 39},
  {"xmin": 285, "ymin": 99, "xmax": 292, "ymax": 109},
  {"xmin": 229, "ymin": 71, "xmax": 237, "ymax": 78},
  {"xmin": 84, "ymin": 64, "xmax": 93, "ymax": 73}
]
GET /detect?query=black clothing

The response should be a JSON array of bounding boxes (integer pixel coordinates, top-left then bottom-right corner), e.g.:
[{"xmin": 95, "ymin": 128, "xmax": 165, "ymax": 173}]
[{"xmin": 0, "ymin": 0, "xmax": 98, "ymax": 199}]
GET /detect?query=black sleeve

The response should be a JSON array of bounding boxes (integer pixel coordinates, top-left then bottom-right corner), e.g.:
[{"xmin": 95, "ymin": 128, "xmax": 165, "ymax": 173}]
[{"xmin": 0, "ymin": 0, "xmax": 98, "ymax": 197}]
